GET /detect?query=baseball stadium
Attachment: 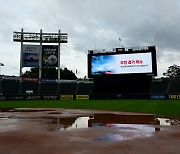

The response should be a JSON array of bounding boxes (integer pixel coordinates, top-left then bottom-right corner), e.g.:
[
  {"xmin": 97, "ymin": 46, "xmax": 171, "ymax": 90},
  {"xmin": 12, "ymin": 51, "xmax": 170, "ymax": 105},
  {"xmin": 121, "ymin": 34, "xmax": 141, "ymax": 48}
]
[{"xmin": 0, "ymin": 30, "xmax": 179, "ymax": 154}]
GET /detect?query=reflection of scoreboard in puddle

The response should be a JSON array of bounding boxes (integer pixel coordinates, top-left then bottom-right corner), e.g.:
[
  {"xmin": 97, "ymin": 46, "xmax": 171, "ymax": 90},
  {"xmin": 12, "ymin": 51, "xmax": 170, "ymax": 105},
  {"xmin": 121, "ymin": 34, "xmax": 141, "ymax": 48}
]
[
  {"xmin": 88, "ymin": 113, "xmax": 159, "ymax": 127},
  {"xmin": 54, "ymin": 113, "xmax": 159, "ymax": 130},
  {"xmin": 88, "ymin": 46, "xmax": 157, "ymax": 94}
]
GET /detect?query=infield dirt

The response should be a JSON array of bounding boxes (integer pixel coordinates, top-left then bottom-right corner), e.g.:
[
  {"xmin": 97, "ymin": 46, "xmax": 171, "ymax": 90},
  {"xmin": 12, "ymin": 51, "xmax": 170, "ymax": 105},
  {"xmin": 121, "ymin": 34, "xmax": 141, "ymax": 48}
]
[{"xmin": 0, "ymin": 108, "xmax": 179, "ymax": 154}]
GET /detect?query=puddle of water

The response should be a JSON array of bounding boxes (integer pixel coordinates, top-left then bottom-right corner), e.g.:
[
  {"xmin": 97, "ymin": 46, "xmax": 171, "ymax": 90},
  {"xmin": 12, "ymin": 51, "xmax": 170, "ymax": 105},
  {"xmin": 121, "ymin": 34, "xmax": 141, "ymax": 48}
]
[
  {"xmin": 95, "ymin": 133, "xmax": 148, "ymax": 142},
  {"xmin": 8, "ymin": 108, "xmax": 54, "ymax": 112},
  {"xmin": 54, "ymin": 114, "xmax": 180, "ymax": 131},
  {"xmin": 52, "ymin": 113, "xmax": 167, "ymax": 141},
  {"xmin": 54, "ymin": 116, "xmax": 158, "ymax": 141},
  {"xmin": 0, "ymin": 118, "xmax": 18, "ymax": 133},
  {"xmin": 95, "ymin": 124, "xmax": 155, "ymax": 142},
  {"xmin": 1, "ymin": 109, "xmax": 179, "ymax": 142},
  {"xmin": 95, "ymin": 124, "xmax": 158, "ymax": 141},
  {"xmin": 54, "ymin": 113, "xmax": 159, "ymax": 130}
]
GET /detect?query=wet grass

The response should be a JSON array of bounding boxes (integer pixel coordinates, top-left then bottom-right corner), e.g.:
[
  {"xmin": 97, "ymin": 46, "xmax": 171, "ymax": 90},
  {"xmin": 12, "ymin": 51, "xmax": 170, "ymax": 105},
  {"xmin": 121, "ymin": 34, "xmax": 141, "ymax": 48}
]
[{"xmin": 0, "ymin": 99, "xmax": 180, "ymax": 117}]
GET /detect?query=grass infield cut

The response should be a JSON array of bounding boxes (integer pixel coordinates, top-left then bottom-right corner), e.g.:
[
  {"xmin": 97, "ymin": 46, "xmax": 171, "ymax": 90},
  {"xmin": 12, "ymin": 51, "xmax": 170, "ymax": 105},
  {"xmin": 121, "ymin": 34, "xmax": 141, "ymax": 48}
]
[{"xmin": 0, "ymin": 99, "xmax": 180, "ymax": 117}]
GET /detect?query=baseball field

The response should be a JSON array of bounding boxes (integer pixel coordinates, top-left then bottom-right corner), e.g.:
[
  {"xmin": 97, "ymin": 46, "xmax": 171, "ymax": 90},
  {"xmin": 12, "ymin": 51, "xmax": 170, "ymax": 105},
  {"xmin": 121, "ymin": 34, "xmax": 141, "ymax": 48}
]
[{"xmin": 0, "ymin": 99, "xmax": 179, "ymax": 117}]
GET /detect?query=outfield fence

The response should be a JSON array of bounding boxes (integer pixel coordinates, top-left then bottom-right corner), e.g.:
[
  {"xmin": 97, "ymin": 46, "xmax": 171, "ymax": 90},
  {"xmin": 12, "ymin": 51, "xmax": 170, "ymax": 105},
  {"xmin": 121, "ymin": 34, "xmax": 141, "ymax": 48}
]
[{"xmin": 0, "ymin": 93, "xmax": 180, "ymax": 101}]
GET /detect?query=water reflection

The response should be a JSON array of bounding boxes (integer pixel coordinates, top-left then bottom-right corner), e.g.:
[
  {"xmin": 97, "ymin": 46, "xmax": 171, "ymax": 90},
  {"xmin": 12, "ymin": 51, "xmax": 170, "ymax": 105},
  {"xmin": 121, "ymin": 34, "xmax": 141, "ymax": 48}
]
[
  {"xmin": 157, "ymin": 118, "xmax": 171, "ymax": 126},
  {"xmin": 55, "ymin": 114, "xmax": 159, "ymax": 141},
  {"xmin": 55, "ymin": 113, "xmax": 159, "ymax": 131},
  {"xmin": 0, "ymin": 118, "xmax": 18, "ymax": 132},
  {"xmin": 95, "ymin": 132, "xmax": 151, "ymax": 142},
  {"xmin": 89, "ymin": 113, "xmax": 159, "ymax": 127},
  {"xmin": 95, "ymin": 124, "xmax": 155, "ymax": 141},
  {"xmin": 56, "ymin": 116, "xmax": 90, "ymax": 130},
  {"xmin": 157, "ymin": 118, "xmax": 180, "ymax": 126}
]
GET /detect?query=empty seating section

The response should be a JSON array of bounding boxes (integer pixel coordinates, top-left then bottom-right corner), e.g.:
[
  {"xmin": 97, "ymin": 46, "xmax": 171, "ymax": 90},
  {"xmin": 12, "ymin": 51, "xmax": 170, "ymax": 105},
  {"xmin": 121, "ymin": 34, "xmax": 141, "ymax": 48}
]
[
  {"xmin": 151, "ymin": 79, "xmax": 180, "ymax": 94},
  {"xmin": 168, "ymin": 80, "xmax": 180, "ymax": 93},
  {"xmin": 76, "ymin": 81, "xmax": 94, "ymax": 95},
  {"xmin": 41, "ymin": 83, "xmax": 58, "ymax": 94},
  {"xmin": 151, "ymin": 80, "xmax": 170, "ymax": 93},
  {"xmin": 22, "ymin": 81, "xmax": 39, "ymax": 94},
  {"xmin": 0, "ymin": 78, "xmax": 180, "ymax": 95},
  {"xmin": 59, "ymin": 81, "xmax": 77, "ymax": 94},
  {"xmin": 2, "ymin": 80, "xmax": 19, "ymax": 95}
]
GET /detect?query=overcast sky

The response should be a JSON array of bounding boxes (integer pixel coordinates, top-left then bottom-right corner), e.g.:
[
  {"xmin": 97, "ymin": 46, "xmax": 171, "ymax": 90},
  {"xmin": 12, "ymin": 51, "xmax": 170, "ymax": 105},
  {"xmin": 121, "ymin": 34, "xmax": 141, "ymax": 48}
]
[{"xmin": 0, "ymin": 0, "xmax": 180, "ymax": 78}]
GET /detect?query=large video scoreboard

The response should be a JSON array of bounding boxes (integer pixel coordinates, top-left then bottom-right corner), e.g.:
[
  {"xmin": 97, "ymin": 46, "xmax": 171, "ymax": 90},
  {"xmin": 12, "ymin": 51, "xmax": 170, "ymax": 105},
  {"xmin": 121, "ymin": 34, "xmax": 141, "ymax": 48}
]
[{"xmin": 88, "ymin": 46, "xmax": 157, "ymax": 78}]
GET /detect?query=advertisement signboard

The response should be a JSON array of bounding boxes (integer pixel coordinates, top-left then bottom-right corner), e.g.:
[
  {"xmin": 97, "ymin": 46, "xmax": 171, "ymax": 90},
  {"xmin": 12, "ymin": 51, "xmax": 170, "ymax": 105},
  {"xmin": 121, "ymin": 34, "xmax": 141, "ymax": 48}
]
[
  {"xmin": 41, "ymin": 79, "xmax": 58, "ymax": 83},
  {"xmin": 60, "ymin": 95, "xmax": 73, "ymax": 100},
  {"xmin": 22, "ymin": 45, "xmax": 40, "ymax": 67},
  {"xmin": 21, "ymin": 77, "xmax": 39, "ymax": 82},
  {"xmin": 151, "ymin": 94, "xmax": 165, "ymax": 99},
  {"xmin": 42, "ymin": 45, "xmax": 58, "ymax": 67},
  {"xmin": 169, "ymin": 94, "xmax": 180, "ymax": 100},
  {"xmin": 76, "ymin": 95, "xmax": 89, "ymax": 100}
]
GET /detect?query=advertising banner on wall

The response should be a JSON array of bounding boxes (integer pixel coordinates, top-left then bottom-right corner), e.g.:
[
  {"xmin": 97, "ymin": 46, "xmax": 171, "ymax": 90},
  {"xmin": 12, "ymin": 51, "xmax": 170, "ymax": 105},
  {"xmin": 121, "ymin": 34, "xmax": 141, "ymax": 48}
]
[
  {"xmin": 60, "ymin": 95, "xmax": 73, "ymax": 100},
  {"xmin": 76, "ymin": 95, "xmax": 89, "ymax": 100},
  {"xmin": 169, "ymin": 94, "xmax": 180, "ymax": 100},
  {"xmin": 42, "ymin": 45, "xmax": 58, "ymax": 67},
  {"xmin": 22, "ymin": 45, "xmax": 40, "ymax": 67}
]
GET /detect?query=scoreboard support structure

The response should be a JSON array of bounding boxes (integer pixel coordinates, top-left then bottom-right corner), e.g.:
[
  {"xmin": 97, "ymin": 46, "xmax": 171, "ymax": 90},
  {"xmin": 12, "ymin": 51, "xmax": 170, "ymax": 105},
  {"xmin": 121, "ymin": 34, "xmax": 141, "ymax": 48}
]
[{"xmin": 13, "ymin": 29, "xmax": 68, "ymax": 94}]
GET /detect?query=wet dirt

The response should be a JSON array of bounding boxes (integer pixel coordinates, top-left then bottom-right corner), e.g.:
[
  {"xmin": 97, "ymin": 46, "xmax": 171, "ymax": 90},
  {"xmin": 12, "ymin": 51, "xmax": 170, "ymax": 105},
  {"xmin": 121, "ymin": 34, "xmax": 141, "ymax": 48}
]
[{"xmin": 0, "ymin": 108, "xmax": 180, "ymax": 154}]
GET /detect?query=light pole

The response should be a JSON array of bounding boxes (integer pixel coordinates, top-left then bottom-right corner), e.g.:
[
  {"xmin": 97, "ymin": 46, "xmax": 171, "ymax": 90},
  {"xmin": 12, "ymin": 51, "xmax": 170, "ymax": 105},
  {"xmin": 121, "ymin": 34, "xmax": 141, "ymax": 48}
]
[
  {"xmin": 0, "ymin": 62, "xmax": 4, "ymax": 95},
  {"xmin": 0, "ymin": 63, "xmax": 4, "ymax": 75}
]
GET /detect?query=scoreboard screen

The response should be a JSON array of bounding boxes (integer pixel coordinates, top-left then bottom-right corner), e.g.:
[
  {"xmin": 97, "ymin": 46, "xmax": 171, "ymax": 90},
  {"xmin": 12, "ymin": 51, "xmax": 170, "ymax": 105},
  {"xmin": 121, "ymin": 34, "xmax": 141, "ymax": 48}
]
[{"xmin": 88, "ymin": 46, "xmax": 157, "ymax": 77}]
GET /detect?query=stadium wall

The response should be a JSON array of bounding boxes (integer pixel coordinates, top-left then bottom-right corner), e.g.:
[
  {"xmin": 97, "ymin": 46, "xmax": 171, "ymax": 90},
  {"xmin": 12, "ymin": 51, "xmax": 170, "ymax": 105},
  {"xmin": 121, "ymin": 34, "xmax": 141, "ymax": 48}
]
[
  {"xmin": 0, "ymin": 79, "xmax": 93, "ymax": 95},
  {"xmin": 0, "ymin": 78, "xmax": 180, "ymax": 100},
  {"xmin": 0, "ymin": 94, "xmax": 180, "ymax": 101}
]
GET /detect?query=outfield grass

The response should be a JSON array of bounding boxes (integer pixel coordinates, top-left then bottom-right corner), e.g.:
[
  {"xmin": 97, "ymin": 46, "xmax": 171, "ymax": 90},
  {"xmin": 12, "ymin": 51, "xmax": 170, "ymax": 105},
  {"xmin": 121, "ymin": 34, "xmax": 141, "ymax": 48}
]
[{"xmin": 0, "ymin": 99, "xmax": 180, "ymax": 117}]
